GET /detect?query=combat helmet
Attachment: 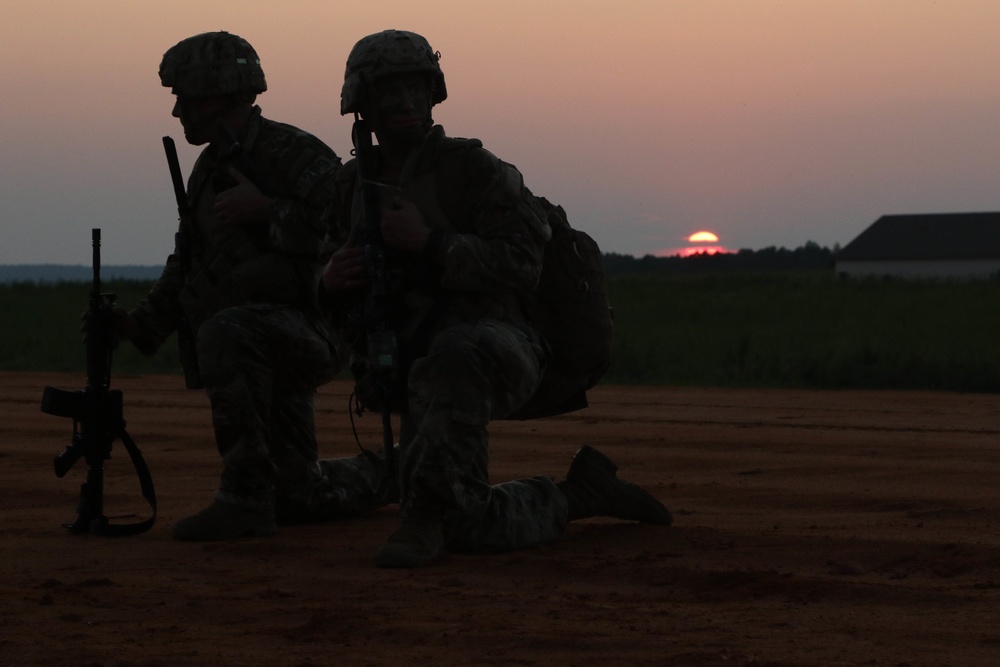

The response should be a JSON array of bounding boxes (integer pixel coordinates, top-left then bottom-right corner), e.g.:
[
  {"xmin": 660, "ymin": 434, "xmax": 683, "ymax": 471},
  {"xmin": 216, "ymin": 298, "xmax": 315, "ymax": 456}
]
[
  {"xmin": 159, "ymin": 31, "xmax": 267, "ymax": 97},
  {"xmin": 341, "ymin": 29, "xmax": 447, "ymax": 115}
]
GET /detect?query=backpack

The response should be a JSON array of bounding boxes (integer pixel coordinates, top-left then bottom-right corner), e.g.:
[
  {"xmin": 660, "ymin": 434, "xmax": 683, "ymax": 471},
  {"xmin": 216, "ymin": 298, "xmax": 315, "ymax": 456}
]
[
  {"xmin": 391, "ymin": 133, "xmax": 614, "ymax": 419},
  {"xmin": 507, "ymin": 196, "xmax": 614, "ymax": 420}
]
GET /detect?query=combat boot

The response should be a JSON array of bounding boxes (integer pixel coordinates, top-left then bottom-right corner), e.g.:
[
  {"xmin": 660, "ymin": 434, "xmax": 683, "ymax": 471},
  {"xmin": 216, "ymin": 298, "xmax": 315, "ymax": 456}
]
[
  {"xmin": 172, "ymin": 500, "xmax": 277, "ymax": 541},
  {"xmin": 375, "ymin": 505, "xmax": 445, "ymax": 568},
  {"xmin": 557, "ymin": 445, "xmax": 672, "ymax": 525}
]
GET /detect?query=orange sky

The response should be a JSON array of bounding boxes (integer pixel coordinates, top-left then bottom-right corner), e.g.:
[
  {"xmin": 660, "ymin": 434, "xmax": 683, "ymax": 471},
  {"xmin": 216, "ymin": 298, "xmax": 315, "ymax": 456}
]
[{"xmin": 3, "ymin": 1, "xmax": 1000, "ymax": 264}]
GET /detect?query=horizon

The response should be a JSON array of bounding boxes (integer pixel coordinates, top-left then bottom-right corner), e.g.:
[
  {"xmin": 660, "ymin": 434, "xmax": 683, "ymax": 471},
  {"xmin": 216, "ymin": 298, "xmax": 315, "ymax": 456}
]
[{"xmin": 0, "ymin": 241, "xmax": 839, "ymax": 288}]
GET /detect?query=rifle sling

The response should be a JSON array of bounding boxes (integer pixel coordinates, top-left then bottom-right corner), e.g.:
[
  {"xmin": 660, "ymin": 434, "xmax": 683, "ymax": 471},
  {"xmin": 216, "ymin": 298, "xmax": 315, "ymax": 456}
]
[{"xmin": 90, "ymin": 427, "xmax": 157, "ymax": 537}]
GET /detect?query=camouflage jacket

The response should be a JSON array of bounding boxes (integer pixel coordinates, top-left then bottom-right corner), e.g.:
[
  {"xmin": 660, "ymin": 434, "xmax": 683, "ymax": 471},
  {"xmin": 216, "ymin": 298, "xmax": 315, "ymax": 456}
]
[
  {"xmin": 131, "ymin": 107, "xmax": 341, "ymax": 371},
  {"xmin": 323, "ymin": 124, "xmax": 550, "ymax": 371}
]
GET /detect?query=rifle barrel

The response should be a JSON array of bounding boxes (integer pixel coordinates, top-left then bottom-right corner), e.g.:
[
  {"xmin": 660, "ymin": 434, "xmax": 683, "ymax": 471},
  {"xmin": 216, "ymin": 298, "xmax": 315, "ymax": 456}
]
[
  {"xmin": 162, "ymin": 136, "xmax": 189, "ymax": 215},
  {"xmin": 91, "ymin": 228, "xmax": 101, "ymax": 300}
]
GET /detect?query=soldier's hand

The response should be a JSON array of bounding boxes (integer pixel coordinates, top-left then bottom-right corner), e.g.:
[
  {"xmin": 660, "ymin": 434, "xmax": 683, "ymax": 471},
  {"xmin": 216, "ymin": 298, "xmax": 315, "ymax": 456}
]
[
  {"xmin": 114, "ymin": 308, "xmax": 139, "ymax": 342},
  {"xmin": 380, "ymin": 199, "xmax": 430, "ymax": 254},
  {"xmin": 80, "ymin": 306, "xmax": 137, "ymax": 343},
  {"xmin": 213, "ymin": 167, "xmax": 273, "ymax": 225},
  {"xmin": 321, "ymin": 244, "xmax": 370, "ymax": 295}
]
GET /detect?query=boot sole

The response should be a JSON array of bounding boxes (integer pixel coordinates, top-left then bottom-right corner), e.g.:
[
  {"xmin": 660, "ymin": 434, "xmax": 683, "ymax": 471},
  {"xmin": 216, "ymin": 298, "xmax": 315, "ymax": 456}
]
[
  {"xmin": 171, "ymin": 504, "xmax": 278, "ymax": 541},
  {"xmin": 172, "ymin": 522, "xmax": 277, "ymax": 541},
  {"xmin": 568, "ymin": 445, "xmax": 673, "ymax": 526},
  {"xmin": 172, "ymin": 524, "xmax": 277, "ymax": 541},
  {"xmin": 374, "ymin": 543, "xmax": 444, "ymax": 568}
]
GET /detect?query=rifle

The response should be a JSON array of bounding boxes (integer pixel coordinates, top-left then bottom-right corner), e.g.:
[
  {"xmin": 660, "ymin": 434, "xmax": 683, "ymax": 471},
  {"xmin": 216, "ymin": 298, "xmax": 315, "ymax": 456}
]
[
  {"xmin": 162, "ymin": 135, "xmax": 201, "ymax": 389},
  {"xmin": 40, "ymin": 229, "xmax": 156, "ymax": 536},
  {"xmin": 352, "ymin": 117, "xmax": 399, "ymax": 482}
]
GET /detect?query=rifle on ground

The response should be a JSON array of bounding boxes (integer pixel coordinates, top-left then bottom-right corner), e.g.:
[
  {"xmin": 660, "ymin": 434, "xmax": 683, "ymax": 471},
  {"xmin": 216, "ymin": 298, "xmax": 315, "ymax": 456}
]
[
  {"xmin": 352, "ymin": 117, "xmax": 399, "ymax": 482},
  {"xmin": 40, "ymin": 229, "xmax": 157, "ymax": 536}
]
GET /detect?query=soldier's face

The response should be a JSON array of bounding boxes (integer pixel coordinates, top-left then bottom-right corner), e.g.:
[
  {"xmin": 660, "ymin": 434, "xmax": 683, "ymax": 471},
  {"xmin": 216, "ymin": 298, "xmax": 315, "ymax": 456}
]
[
  {"xmin": 172, "ymin": 94, "xmax": 230, "ymax": 145},
  {"xmin": 367, "ymin": 73, "xmax": 433, "ymax": 138}
]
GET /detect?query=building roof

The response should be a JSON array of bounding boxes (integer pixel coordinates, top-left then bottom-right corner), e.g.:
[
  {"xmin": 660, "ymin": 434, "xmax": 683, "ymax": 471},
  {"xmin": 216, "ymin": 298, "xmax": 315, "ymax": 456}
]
[{"xmin": 836, "ymin": 212, "xmax": 1000, "ymax": 261}]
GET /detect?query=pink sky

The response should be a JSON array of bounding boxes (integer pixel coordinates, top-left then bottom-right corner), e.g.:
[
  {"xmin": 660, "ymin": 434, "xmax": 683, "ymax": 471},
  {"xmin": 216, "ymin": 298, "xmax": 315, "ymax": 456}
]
[{"xmin": 4, "ymin": 1, "xmax": 1000, "ymax": 264}]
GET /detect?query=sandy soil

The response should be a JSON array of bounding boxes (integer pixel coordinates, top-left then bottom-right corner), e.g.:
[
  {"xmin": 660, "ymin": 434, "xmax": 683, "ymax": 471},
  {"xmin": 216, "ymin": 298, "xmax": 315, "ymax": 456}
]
[{"xmin": 2, "ymin": 371, "xmax": 1000, "ymax": 666}]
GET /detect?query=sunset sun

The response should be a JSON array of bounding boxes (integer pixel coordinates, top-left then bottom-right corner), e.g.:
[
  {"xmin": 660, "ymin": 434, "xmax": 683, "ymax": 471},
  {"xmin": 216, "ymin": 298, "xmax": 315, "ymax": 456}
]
[
  {"xmin": 688, "ymin": 231, "xmax": 719, "ymax": 243},
  {"xmin": 654, "ymin": 229, "xmax": 730, "ymax": 257}
]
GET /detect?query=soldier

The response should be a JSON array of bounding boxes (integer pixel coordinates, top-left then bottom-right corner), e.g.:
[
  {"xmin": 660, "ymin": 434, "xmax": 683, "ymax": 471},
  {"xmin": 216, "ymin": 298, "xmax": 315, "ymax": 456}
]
[
  {"xmin": 113, "ymin": 31, "xmax": 351, "ymax": 540},
  {"xmin": 320, "ymin": 30, "xmax": 672, "ymax": 568}
]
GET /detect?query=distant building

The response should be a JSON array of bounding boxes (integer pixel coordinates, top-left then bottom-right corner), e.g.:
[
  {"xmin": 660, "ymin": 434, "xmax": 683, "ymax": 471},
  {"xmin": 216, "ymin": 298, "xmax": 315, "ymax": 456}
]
[{"xmin": 835, "ymin": 212, "xmax": 1000, "ymax": 280}]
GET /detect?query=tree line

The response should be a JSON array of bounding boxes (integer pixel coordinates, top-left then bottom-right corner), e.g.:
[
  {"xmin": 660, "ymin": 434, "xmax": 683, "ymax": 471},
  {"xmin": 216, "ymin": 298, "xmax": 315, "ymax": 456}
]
[{"xmin": 604, "ymin": 242, "xmax": 836, "ymax": 275}]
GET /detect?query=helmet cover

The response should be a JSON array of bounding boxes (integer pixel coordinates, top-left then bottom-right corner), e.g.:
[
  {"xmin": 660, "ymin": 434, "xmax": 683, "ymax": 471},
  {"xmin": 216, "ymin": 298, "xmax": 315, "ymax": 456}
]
[
  {"xmin": 160, "ymin": 31, "xmax": 267, "ymax": 97},
  {"xmin": 341, "ymin": 29, "xmax": 446, "ymax": 115}
]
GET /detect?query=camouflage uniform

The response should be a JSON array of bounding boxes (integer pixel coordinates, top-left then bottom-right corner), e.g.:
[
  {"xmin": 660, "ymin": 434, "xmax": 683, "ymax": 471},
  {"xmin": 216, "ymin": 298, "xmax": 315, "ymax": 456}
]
[
  {"xmin": 318, "ymin": 30, "xmax": 670, "ymax": 565},
  {"xmin": 323, "ymin": 125, "xmax": 571, "ymax": 550},
  {"xmin": 130, "ymin": 33, "xmax": 352, "ymax": 516}
]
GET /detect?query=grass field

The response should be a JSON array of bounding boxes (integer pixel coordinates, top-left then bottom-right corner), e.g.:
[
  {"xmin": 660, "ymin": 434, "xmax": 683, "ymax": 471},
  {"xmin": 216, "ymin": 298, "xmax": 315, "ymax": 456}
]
[
  {"xmin": 0, "ymin": 280, "xmax": 182, "ymax": 376},
  {"xmin": 606, "ymin": 271, "xmax": 1000, "ymax": 391},
  {"xmin": 3, "ymin": 272, "xmax": 999, "ymax": 392}
]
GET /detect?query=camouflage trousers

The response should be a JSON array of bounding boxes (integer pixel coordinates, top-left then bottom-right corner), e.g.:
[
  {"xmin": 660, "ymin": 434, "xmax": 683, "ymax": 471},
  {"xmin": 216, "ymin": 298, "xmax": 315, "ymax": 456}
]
[
  {"xmin": 395, "ymin": 319, "xmax": 570, "ymax": 552},
  {"xmin": 197, "ymin": 304, "xmax": 348, "ymax": 511},
  {"xmin": 275, "ymin": 448, "xmax": 398, "ymax": 524}
]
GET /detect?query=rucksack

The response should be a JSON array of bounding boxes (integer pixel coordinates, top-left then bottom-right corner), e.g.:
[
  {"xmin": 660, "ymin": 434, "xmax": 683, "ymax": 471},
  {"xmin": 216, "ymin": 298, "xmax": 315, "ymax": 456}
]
[
  {"xmin": 507, "ymin": 196, "xmax": 614, "ymax": 420},
  {"xmin": 390, "ymin": 133, "xmax": 614, "ymax": 419}
]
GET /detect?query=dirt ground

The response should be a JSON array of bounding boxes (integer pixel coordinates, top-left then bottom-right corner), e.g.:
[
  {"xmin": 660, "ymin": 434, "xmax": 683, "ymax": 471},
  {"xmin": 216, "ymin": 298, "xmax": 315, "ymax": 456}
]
[{"xmin": 3, "ymin": 371, "xmax": 1000, "ymax": 666}]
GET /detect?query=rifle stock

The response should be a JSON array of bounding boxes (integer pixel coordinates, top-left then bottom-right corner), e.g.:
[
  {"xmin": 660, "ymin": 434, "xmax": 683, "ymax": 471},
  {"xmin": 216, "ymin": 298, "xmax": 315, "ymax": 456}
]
[{"xmin": 40, "ymin": 229, "xmax": 156, "ymax": 536}]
